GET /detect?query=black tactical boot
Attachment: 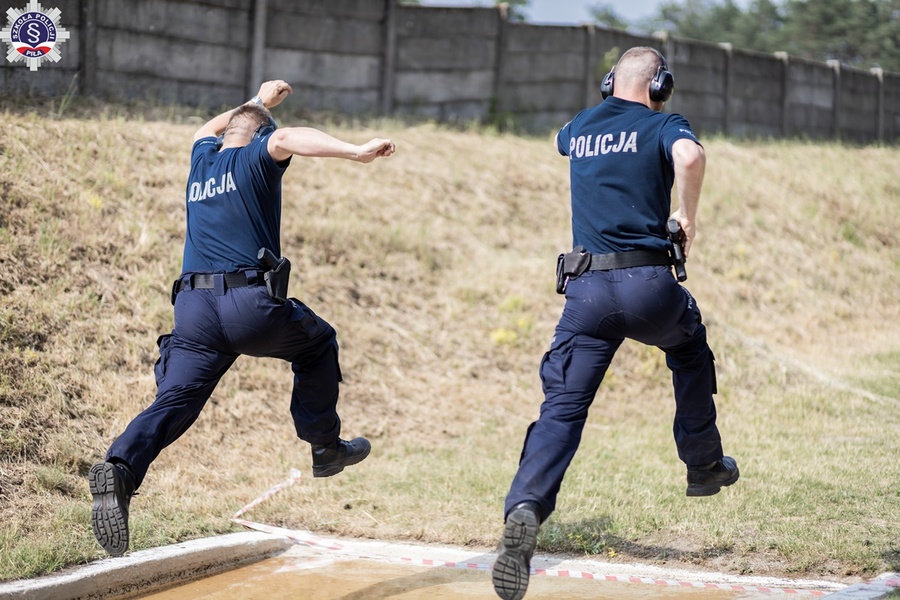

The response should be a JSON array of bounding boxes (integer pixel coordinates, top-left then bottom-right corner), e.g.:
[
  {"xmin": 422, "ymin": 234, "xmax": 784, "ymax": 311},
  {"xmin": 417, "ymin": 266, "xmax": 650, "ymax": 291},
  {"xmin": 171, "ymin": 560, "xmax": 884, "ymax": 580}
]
[
  {"xmin": 89, "ymin": 461, "xmax": 136, "ymax": 556},
  {"xmin": 311, "ymin": 437, "xmax": 371, "ymax": 477},
  {"xmin": 686, "ymin": 456, "xmax": 740, "ymax": 497},
  {"xmin": 492, "ymin": 501, "xmax": 541, "ymax": 600}
]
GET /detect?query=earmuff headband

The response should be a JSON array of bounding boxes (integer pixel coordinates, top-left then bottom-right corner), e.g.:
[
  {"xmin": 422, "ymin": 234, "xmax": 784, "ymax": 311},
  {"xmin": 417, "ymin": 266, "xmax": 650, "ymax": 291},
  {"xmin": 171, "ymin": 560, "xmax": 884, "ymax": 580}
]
[{"xmin": 600, "ymin": 50, "xmax": 674, "ymax": 103}]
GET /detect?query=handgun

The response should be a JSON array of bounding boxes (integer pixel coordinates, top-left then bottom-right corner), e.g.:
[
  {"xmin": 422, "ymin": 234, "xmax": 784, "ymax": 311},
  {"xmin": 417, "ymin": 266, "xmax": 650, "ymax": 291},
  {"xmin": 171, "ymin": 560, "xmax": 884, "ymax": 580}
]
[
  {"xmin": 257, "ymin": 247, "xmax": 291, "ymax": 302},
  {"xmin": 666, "ymin": 218, "xmax": 688, "ymax": 282},
  {"xmin": 258, "ymin": 247, "xmax": 281, "ymax": 271}
]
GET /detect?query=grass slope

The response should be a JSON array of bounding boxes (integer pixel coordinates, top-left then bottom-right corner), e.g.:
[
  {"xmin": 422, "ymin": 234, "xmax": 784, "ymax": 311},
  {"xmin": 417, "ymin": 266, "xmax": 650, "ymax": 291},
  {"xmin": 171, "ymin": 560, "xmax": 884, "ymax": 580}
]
[{"xmin": 1, "ymin": 102, "xmax": 898, "ymax": 584}]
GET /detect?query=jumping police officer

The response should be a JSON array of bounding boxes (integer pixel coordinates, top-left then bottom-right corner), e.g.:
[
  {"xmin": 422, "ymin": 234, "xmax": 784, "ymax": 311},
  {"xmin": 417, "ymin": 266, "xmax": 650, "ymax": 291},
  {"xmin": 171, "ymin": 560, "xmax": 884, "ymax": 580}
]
[
  {"xmin": 492, "ymin": 47, "xmax": 739, "ymax": 600},
  {"xmin": 89, "ymin": 80, "xmax": 395, "ymax": 556}
]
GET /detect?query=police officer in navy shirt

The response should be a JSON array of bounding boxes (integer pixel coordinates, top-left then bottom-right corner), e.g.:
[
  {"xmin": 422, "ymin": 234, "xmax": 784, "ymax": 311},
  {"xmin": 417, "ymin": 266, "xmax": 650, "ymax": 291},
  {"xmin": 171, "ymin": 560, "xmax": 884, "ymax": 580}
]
[
  {"xmin": 492, "ymin": 47, "xmax": 739, "ymax": 600},
  {"xmin": 89, "ymin": 80, "xmax": 395, "ymax": 557}
]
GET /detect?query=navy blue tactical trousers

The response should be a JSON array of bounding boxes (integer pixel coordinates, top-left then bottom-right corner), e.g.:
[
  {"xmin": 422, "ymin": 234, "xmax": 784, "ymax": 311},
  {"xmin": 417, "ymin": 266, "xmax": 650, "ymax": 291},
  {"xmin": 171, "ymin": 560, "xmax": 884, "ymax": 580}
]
[
  {"xmin": 107, "ymin": 274, "xmax": 342, "ymax": 488},
  {"xmin": 504, "ymin": 265, "xmax": 722, "ymax": 521}
]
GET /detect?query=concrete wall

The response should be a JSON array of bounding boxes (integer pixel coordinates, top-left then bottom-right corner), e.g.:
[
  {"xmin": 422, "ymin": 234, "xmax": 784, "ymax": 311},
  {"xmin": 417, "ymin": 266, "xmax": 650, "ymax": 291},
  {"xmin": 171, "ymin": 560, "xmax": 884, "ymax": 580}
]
[
  {"xmin": 391, "ymin": 6, "xmax": 500, "ymax": 121},
  {"xmin": 263, "ymin": 0, "xmax": 384, "ymax": 114},
  {"xmin": 1, "ymin": 0, "xmax": 897, "ymax": 143},
  {"xmin": 664, "ymin": 37, "xmax": 729, "ymax": 135},
  {"xmin": 727, "ymin": 47, "xmax": 785, "ymax": 138},
  {"xmin": 837, "ymin": 63, "xmax": 880, "ymax": 143},
  {"xmin": 497, "ymin": 23, "xmax": 588, "ymax": 131},
  {"xmin": 91, "ymin": 0, "xmax": 252, "ymax": 107},
  {"xmin": 883, "ymin": 70, "xmax": 900, "ymax": 142}
]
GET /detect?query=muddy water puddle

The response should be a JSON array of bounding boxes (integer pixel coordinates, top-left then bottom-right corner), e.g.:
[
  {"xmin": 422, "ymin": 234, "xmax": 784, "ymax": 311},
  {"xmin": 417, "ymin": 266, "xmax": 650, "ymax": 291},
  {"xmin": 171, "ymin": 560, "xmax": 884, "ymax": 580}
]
[{"xmin": 138, "ymin": 546, "xmax": 776, "ymax": 600}]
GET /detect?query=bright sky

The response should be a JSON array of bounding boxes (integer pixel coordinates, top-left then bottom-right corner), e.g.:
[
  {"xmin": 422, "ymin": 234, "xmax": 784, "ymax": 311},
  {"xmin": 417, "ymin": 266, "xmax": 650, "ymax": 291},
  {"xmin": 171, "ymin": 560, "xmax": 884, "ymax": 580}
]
[{"xmin": 417, "ymin": 0, "xmax": 666, "ymax": 24}]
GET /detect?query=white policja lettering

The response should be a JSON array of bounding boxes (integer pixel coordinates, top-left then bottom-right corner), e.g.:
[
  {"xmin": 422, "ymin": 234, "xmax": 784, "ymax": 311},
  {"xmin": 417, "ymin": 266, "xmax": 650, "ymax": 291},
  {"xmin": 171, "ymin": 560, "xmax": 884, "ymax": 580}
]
[
  {"xmin": 188, "ymin": 172, "xmax": 237, "ymax": 202},
  {"xmin": 569, "ymin": 131, "xmax": 638, "ymax": 158}
]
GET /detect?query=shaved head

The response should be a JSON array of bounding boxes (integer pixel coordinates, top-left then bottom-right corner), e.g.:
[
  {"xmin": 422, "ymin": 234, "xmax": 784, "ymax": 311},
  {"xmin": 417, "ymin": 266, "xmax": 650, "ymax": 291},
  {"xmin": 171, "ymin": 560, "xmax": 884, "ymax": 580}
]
[
  {"xmin": 223, "ymin": 104, "xmax": 272, "ymax": 143},
  {"xmin": 613, "ymin": 46, "xmax": 667, "ymax": 91}
]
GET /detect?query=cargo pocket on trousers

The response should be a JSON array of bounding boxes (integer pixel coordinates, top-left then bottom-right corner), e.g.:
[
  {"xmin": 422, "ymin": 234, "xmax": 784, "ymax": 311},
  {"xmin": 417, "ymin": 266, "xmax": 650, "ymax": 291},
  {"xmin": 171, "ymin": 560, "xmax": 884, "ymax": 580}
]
[
  {"xmin": 154, "ymin": 334, "xmax": 173, "ymax": 386},
  {"xmin": 287, "ymin": 299, "xmax": 321, "ymax": 339},
  {"xmin": 539, "ymin": 334, "xmax": 574, "ymax": 393}
]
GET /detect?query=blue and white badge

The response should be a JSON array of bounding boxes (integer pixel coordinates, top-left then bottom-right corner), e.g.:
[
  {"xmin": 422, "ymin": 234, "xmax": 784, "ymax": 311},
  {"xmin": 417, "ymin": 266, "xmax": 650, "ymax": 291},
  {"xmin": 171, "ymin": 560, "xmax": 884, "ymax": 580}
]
[{"xmin": 1, "ymin": 1, "xmax": 70, "ymax": 71}]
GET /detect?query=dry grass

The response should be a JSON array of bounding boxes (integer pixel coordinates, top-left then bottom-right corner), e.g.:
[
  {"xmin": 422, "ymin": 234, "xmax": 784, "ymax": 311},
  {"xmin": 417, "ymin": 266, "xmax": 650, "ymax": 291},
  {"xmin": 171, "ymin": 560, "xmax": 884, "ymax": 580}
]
[{"xmin": 0, "ymin": 100, "xmax": 898, "ymax": 584}]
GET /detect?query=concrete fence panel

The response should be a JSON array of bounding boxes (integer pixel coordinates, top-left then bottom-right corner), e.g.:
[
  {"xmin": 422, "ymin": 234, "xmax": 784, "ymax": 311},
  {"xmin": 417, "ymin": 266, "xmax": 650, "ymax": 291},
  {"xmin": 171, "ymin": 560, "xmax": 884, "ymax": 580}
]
[
  {"xmin": 884, "ymin": 72, "xmax": 900, "ymax": 142},
  {"xmin": 500, "ymin": 23, "xmax": 586, "ymax": 125},
  {"xmin": 837, "ymin": 65, "xmax": 880, "ymax": 143},
  {"xmin": 784, "ymin": 57, "xmax": 837, "ymax": 140},
  {"xmin": 96, "ymin": 0, "xmax": 251, "ymax": 47},
  {"xmin": 264, "ymin": 0, "xmax": 384, "ymax": 114},
  {"xmin": 392, "ymin": 6, "xmax": 499, "ymax": 121},
  {"xmin": 273, "ymin": 0, "xmax": 385, "ymax": 20},
  {"xmin": 728, "ymin": 48, "xmax": 785, "ymax": 138},
  {"xmin": 666, "ymin": 38, "xmax": 728, "ymax": 136},
  {"xmin": 91, "ymin": 0, "xmax": 252, "ymax": 106}
]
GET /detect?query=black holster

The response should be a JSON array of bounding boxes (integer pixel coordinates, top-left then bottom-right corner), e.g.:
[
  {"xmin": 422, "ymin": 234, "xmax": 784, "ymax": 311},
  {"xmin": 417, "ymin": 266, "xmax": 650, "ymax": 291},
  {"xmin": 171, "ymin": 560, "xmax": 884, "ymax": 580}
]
[
  {"xmin": 258, "ymin": 247, "xmax": 291, "ymax": 303},
  {"xmin": 555, "ymin": 245, "xmax": 591, "ymax": 294}
]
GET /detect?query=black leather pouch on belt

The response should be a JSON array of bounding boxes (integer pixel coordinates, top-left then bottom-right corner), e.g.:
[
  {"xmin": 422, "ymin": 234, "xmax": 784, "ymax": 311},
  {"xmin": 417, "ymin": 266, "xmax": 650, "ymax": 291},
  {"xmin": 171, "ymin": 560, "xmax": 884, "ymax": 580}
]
[
  {"xmin": 555, "ymin": 245, "xmax": 591, "ymax": 294},
  {"xmin": 258, "ymin": 247, "xmax": 291, "ymax": 303}
]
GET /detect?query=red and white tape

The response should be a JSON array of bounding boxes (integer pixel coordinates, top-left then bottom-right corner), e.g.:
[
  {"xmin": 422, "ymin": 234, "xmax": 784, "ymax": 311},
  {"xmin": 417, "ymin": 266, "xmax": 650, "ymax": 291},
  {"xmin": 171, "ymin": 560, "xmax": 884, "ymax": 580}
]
[{"xmin": 232, "ymin": 471, "xmax": 835, "ymax": 597}]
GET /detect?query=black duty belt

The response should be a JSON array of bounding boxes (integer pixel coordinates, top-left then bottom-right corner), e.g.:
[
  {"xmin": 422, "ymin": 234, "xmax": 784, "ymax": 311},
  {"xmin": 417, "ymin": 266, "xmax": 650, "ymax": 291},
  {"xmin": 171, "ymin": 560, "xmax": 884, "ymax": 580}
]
[
  {"xmin": 588, "ymin": 250, "xmax": 671, "ymax": 271},
  {"xmin": 175, "ymin": 271, "xmax": 263, "ymax": 293}
]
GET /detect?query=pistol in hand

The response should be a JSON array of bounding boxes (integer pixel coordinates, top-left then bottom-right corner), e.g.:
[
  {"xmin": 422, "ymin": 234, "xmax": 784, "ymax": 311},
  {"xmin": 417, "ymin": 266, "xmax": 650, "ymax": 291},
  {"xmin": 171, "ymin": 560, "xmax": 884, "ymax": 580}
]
[{"xmin": 666, "ymin": 219, "xmax": 688, "ymax": 282}]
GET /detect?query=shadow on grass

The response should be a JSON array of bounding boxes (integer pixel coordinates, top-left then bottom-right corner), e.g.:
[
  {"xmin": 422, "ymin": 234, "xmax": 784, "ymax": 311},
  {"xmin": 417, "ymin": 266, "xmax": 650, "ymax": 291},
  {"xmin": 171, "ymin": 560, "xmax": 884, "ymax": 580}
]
[
  {"xmin": 538, "ymin": 517, "xmax": 734, "ymax": 563},
  {"xmin": 882, "ymin": 540, "xmax": 900, "ymax": 573}
]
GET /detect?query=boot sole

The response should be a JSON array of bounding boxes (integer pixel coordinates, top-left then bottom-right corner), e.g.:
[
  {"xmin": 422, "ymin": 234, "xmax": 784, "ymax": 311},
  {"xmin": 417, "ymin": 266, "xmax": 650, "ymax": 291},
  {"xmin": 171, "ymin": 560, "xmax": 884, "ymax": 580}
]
[
  {"xmin": 686, "ymin": 465, "xmax": 740, "ymax": 497},
  {"xmin": 492, "ymin": 506, "xmax": 539, "ymax": 600},
  {"xmin": 312, "ymin": 443, "xmax": 372, "ymax": 478},
  {"xmin": 89, "ymin": 463, "xmax": 129, "ymax": 556}
]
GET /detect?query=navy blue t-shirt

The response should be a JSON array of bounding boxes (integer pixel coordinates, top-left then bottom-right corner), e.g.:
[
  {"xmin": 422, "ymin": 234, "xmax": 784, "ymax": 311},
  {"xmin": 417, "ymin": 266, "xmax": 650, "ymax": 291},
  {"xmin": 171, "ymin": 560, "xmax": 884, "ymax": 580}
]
[
  {"xmin": 556, "ymin": 97, "xmax": 700, "ymax": 254},
  {"xmin": 181, "ymin": 135, "xmax": 290, "ymax": 273}
]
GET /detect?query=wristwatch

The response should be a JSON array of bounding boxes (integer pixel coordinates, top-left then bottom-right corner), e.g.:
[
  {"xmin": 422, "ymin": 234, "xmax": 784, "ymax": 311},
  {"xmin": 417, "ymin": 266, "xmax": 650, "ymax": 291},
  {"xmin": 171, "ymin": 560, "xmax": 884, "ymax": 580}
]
[{"xmin": 250, "ymin": 96, "xmax": 264, "ymax": 106}]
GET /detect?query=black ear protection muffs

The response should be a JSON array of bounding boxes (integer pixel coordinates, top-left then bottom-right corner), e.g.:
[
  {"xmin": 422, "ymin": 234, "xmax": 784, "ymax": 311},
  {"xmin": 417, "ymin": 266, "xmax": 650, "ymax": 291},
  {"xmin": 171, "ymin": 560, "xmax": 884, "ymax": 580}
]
[
  {"xmin": 599, "ymin": 70, "xmax": 615, "ymax": 100},
  {"xmin": 217, "ymin": 116, "xmax": 278, "ymax": 150},
  {"xmin": 649, "ymin": 61, "xmax": 675, "ymax": 103},
  {"xmin": 252, "ymin": 116, "xmax": 278, "ymax": 141},
  {"xmin": 600, "ymin": 50, "xmax": 675, "ymax": 103}
]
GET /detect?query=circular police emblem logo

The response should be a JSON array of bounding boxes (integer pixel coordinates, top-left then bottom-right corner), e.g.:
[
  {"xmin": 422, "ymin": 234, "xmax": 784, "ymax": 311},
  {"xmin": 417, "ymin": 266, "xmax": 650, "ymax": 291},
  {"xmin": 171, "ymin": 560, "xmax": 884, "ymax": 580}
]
[{"xmin": 1, "ymin": 0, "xmax": 70, "ymax": 71}]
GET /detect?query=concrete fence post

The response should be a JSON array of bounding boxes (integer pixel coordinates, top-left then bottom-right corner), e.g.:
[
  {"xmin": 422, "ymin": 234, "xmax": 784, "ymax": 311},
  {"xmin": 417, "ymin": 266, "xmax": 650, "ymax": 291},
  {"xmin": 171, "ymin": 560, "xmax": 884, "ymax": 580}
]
[
  {"xmin": 380, "ymin": 0, "xmax": 396, "ymax": 115},
  {"xmin": 719, "ymin": 42, "xmax": 733, "ymax": 135},
  {"xmin": 248, "ymin": 0, "xmax": 267, "ymax": 100},
  {"xmin": 583, "ymin": 24, "xmax": 595, "ymax": 108},
  {"xmin": 79, "ymin": 0, "xmax": 97, "ymax": 96},
  {"xmin": 653, "ymin": 31, "xmax": 674, "ymax": 113},
  {"xmin": 871, "ymin": 67, "xmax": 884, "ymax": 142},
  {"xmin": 827, "ymin": 59, "xmax": 841, "ymax": 140},
  {"xmin": 491, "ymin": 3, "xmax": 510, "ymax": 121},
  {"xmin": 774, "ymin": 51, "xmax": 789, "ymax": 137}
]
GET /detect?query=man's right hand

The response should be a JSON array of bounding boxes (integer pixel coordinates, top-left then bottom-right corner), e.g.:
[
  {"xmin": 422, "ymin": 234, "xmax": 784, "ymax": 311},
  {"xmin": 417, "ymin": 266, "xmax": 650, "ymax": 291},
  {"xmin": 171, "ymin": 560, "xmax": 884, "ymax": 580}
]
[
  {"xmin": 256, "ymin": 80, "xmax": 293, "ymax": 109},
  {"xmin": 668, "ymin": 209, "xmax": 696, "ymax": 258},
  {"xmin": 355, "ymin": 138, "xmax": 396, "ymax": 163}
]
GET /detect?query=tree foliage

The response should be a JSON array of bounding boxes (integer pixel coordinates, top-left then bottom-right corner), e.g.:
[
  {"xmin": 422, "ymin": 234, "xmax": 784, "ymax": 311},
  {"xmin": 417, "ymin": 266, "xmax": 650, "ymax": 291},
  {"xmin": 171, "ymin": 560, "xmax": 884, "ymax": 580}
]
[
  {"xmin": 498, "ymin": 0, "xmax": 529, "ymax": 22},
  {"xmin": 589, "ymin": 3, "xmax": 630, "ymax": 30},
  {"xmin": 593, "ymin": 0, "xmax": 900, "ymax": 73}
]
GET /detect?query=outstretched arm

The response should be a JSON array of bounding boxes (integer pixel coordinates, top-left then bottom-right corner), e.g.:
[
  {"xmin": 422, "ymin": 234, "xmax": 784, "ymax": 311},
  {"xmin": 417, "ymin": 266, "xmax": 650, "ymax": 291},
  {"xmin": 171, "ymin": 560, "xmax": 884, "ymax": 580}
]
[
  {"xmin": 267, "ymin": 128, "xmax": 395, "ymax": 163},
  {"xmin": 192, "ymin": 80, "xmax": 293, "ymax": 142},
  {"xmin": 670, "ymin": 138, "xmax": 706, "ymax": 258}
]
